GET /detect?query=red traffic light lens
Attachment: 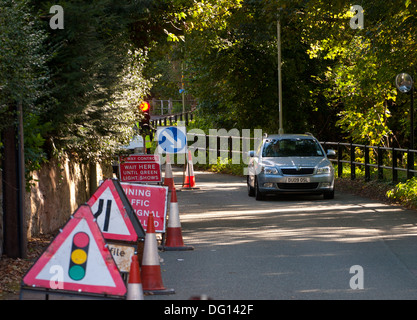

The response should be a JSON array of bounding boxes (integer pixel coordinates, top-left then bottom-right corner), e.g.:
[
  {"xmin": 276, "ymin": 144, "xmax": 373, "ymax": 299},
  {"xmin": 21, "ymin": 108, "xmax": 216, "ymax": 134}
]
[{"xmin": 139, "ymin": 101, "xmax": 150, "ymax": 112}]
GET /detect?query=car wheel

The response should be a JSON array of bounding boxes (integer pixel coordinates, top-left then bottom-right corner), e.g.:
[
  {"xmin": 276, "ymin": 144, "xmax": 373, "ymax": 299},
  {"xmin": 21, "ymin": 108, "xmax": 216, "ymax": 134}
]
[
  {"xmin": 323, "ymin": 188, "xmax": 335, "ymax": 199},
  {"xmin": 255, "ymin": 178, "xmax": 264, "ymax": 201},
  {"xmin": 247, "ymin": 176, "xmax": 255, "ymax": 197}
]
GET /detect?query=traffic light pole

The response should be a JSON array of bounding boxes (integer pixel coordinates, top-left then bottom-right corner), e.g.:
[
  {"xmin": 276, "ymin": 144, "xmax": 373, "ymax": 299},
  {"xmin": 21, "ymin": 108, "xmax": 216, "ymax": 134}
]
[{"xmin": 277, "ymin": 14, "xmax": 284, "ymax": 135}]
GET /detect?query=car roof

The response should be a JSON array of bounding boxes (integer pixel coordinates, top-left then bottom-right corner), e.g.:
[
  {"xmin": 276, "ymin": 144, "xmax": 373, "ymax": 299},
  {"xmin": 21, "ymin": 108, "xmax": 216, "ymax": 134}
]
[{"xmin": 264, "ymin": 133, "xmax": 317, "ymax": 140}]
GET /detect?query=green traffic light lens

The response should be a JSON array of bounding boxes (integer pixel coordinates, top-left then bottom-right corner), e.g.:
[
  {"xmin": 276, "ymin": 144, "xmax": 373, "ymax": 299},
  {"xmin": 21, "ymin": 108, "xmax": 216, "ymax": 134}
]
[{"xmin": 69, "ymin": 265, "xmax": 86, "ymax": 281}]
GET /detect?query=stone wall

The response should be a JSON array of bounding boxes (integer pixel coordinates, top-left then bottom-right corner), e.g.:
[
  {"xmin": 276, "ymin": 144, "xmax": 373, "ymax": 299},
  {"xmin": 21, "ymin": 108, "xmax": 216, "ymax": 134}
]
[
  {"xmin": 0, "ymin": 157, "xmax": 113, "ymax": 258},
  {"xmin": 26, "ymin": 157, "xmax": 113, "ymax": 237}
]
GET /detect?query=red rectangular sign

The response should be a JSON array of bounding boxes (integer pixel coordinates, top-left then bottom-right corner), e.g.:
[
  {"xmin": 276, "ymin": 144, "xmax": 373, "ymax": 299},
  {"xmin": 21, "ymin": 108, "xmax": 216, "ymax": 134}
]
[
  {"xmin": 120, "ymin": 183, "xmax": 168, "ymax": 233},
  {"xmin": 119, "ymin": 154, "xmax": 161, "ymax": 182}
]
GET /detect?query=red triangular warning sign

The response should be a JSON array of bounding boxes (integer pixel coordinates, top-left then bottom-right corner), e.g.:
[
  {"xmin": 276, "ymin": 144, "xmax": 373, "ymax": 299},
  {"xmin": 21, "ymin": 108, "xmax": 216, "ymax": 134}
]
[
  {"xmin": 22, "ymin": 205, "xmax": 126, "ymax": 297},
  {"xmin": 87, "ymin": 179, "xmax": 145, "ymax": 242}
]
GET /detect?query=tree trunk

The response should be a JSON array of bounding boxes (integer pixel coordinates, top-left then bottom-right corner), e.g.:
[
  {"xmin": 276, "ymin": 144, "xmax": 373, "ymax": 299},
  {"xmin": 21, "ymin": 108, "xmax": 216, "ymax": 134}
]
[{"xmin": 1, "ymin": 104, "xmax": 27, "ymax": 259}]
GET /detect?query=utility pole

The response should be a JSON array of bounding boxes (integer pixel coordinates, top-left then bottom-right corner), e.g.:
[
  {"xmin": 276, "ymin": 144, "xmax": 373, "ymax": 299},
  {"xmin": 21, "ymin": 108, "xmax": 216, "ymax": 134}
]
[
  {"xmin": 181, "ymin": 62, "xmax": 185, "ymax": 114},
  {"xmin": 277, "ymin": 11, "xmax": 284, "ymax": 135}
]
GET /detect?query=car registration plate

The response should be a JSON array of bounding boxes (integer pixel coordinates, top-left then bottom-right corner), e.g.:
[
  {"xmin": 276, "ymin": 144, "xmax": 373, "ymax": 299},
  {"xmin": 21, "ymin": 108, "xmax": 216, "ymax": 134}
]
[{"xmin": 286, "ymin": 177, "xmax": 310, "ymax": 183}]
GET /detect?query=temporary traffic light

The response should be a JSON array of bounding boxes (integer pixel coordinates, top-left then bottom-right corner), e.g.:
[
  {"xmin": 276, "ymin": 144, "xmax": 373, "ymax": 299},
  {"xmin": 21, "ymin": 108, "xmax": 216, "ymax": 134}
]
[
  {"xmin": 69, "ymin": 232, "xmax": 90, "ymax": 281},
  {"xmin": 139, "ymin": 101, "xmax": 150, "ymax": 113},
  {"xmin": 139, "ymin": 101, "xmax": 151, "ymax": 127},
  {"xmin": 138, "ymin": 100, "xmax": 153, "ymax": 137}
]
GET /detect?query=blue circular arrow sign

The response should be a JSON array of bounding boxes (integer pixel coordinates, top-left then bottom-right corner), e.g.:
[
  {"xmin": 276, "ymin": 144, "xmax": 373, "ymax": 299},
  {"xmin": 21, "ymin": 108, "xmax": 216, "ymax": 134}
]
[{"xmin": 158, "ymin": 127, "xmax": 187, "ymax": 153}]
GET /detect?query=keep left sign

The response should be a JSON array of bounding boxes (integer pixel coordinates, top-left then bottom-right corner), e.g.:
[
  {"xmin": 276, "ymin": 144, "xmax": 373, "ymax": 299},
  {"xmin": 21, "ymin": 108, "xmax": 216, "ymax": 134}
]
[{"xmin": 87, "ymin": 179, "xmax": 145, "ymax": 242}]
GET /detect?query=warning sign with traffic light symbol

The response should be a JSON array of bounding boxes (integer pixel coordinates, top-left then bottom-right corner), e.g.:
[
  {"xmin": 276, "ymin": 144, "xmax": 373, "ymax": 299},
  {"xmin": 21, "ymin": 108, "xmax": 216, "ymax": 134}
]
[
  {"xmin": 68, "ymin": 232, "xmax": 90, "ymax": 281},
  {"xmin": 21, "ymin": 205, "xmax": 127, "ymax": 297}
]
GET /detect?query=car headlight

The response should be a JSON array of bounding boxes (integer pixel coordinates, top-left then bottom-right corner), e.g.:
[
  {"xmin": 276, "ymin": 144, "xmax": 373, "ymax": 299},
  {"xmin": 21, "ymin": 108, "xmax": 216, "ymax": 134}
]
[
  {"xmin": 264, "ymin": 166, "xmax": 279, "ymax": 174},
  {"xmin": 317, "ymin": 166, "xmax": 331, "ymax": 174}
]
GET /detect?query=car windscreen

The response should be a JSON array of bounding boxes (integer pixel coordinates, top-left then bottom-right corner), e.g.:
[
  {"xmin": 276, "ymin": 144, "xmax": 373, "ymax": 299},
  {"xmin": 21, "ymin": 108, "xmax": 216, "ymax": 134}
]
[{"xmin": 262, "ymin": 138, "xmax": 324, "ymax": 157}]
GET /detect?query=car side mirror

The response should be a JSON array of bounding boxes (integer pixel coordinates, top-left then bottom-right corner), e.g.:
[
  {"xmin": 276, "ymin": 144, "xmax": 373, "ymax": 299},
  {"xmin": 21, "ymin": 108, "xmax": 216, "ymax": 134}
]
[
  {"xmin": 248, "ymin": 150, "xmax": 256, "ymax": 158},
  {"xmin": 327, "ymin": 149, "xmax": 336, "ymax": 157}
]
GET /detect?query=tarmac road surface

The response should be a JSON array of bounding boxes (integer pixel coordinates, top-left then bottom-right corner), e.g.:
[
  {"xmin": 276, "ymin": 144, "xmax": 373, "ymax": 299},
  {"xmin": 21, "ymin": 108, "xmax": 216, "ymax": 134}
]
[{"xmin": 148, "ymin": 167, "xmax": 417, "ymax": 300}]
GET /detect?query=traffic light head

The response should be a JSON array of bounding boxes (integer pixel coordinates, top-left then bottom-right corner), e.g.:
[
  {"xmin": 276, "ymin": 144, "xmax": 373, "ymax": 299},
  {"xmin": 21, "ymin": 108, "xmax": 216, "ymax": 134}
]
[
  {"xmin": 139, "ymin": 101, "xmax": 150, "ymax": 113},
  {"xmin": 69, "ymin": 232, "xmax": 90, "ymax": 281},
  {"xmin": 138, "ymin": 101, "xmax": 152, "ymax": 134}
]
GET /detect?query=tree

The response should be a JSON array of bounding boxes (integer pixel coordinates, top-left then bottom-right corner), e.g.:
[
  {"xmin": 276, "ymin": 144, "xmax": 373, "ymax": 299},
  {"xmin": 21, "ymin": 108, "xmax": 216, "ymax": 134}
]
[
  {"xmin": 302, "ymin": 0, "xmax": 417, "ymax": 146},
  {"xmin": 29, "ymin": 0, "xmax": 152, "ymax": 162},
  {"xmin": 0, "ymin": 0, "xmax": 50, "ymax": 258},
  {"xmin": 174, "ymin": 0, "xmax": 340, "ymax": 139}
]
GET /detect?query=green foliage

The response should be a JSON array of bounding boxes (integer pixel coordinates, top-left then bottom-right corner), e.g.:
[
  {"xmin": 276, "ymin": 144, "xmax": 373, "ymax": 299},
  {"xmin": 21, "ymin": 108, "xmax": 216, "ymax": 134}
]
[
  {"xmin": 0, "ymin": 0, "xmax": 51, "ymax": 187},
  {"xmin": 23, "ymin": 113, "xmax": 52, "ymax": 189},
  {"xmin": 147, "ymin": 0, "xmax": 342, "ymax": 140},
  {"xmin": 3, "ymin": 0, "xmax": 417, "ymax": 189},
  {"xmin": 303, "ymin": 0, "xmax": 417, "ymax": 146},
  {"xmin": 196, "ymin": 157, "xmax": 246, "ymax": 177},
  {"xmin": 0, "ymin": 0, "xmax": 49, "ymax": 124},
  {"xmin": 26, "ymin": 0, "xmax": 154, "ymax": 163},
  {"xmin": 387, "ymin": 177, "xmax": 417, "ymax": 208},
  {"xmin": 183, "ymin": 1, "xmax": 317, "ymax": 131},
  {"xmin": 2, "ymin": 0, "xmax": 154, "ymax": 187},
  {"xmin": 146, "ymin": 0, "xmax": 417, "ymax": 148}
]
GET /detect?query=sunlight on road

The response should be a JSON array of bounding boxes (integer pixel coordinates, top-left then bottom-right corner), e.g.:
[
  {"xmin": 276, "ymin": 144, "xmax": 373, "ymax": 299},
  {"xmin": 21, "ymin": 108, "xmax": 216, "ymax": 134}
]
[
  {"xmin": 179, "ymin": 190, "xmax": 411, "ymax": 247},
  {"xmin": 173, "ymin": 171, "xmax": 417, "ymax": 251}
]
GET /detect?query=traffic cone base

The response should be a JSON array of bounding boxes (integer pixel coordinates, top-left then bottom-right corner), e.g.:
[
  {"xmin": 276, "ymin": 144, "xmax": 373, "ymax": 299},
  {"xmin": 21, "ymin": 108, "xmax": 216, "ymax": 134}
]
[
  {"xmin": 183, "ymin": 176, "xmax": 195, "ymax": 188},
  {"xmin": 162, "ymin": 188, "xmax": 194, "ymax": 251},
  {"xmin": 182, "ymin": 151, "xmax": 199, "ymax": 190},
  {"xmin": 163, "ymin": 227, "xmax": 194, "ymax": 251},
  {"xmin": 141, "ymin": 213, "xmax": 175, "ymax": 295},
  {"xmin": 142, "ymin": 265, "xmax": 166, "ymax": 291},
  {"xmin": 142, "ymin": 265, "xmax": 175, "ymax": 295}
]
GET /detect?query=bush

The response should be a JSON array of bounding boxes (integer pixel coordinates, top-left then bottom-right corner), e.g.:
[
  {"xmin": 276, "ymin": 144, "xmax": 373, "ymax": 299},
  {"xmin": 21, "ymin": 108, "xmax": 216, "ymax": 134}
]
[
  {"xmin": 194, "ymin": 157, "xmax": 246, "ymax": 177},
  {"xmin": 387, "ymin": 177, "xmax": 417, "ymax": 208}
]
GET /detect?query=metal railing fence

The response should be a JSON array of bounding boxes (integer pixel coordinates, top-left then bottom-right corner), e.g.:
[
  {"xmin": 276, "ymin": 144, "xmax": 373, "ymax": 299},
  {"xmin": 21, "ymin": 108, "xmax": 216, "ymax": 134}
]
[{"xmin": 150, "ymin": 112, "xmax": 417, "ymax": 183}]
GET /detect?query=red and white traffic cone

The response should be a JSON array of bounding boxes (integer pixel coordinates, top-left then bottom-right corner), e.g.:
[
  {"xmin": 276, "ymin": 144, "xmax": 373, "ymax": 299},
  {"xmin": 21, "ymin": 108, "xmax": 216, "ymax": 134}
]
[
  {"xmin": 164, "ymin": 154, "xmax": 175, "ymax": 192},
  {"xmin": 162, "ymin": 187, "xmax": 194, "ymax": 251},
  {"xmin": 141, "ymin": 213, "xmax": 175, "ymax": 295},
  {"xmin": 127, "ymin": 254, "xmax": 144, "ymax": 300},
  {"xmin": 182, "ymin": 150, "xmax": 198, "ymax": 189}
]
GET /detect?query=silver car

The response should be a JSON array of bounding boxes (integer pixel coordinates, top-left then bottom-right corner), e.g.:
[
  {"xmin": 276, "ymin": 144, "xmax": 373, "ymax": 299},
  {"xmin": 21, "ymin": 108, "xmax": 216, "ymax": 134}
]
[{"xmin": 247, "ymin": 133, "xmax": 335, "ymax": 200}]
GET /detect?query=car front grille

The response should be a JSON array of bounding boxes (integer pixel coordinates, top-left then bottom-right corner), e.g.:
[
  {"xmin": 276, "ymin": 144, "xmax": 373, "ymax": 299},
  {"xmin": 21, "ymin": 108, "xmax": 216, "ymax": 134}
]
[
  {"xmin": 281, "ymin": 168, "xmax": 315, "ymax": 175},
  {"xmin": 277, "ymin": 183, "xmax": 319, "ymax": 190}
]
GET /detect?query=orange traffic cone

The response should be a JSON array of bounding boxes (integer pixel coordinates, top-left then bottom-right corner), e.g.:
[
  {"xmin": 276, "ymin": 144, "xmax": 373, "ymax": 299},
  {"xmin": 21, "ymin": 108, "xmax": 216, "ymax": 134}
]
[
  {"xmin": 162, "ymin": 187, "xmax": 194, "ymax": 251},
  {"xmin": 182, "ymin": 150, "xmax": 198, "ymax": 189},
  {"xmin": 127, "ymin": 254, "xmax": 144, "ymax": 300},
  {"xmin": 141, "ymin": 213, "xmax": 175, "ymax": 295},
  {"xmin": 164, "ymin": 154, "xmax": 175, "ymax": 191}
]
